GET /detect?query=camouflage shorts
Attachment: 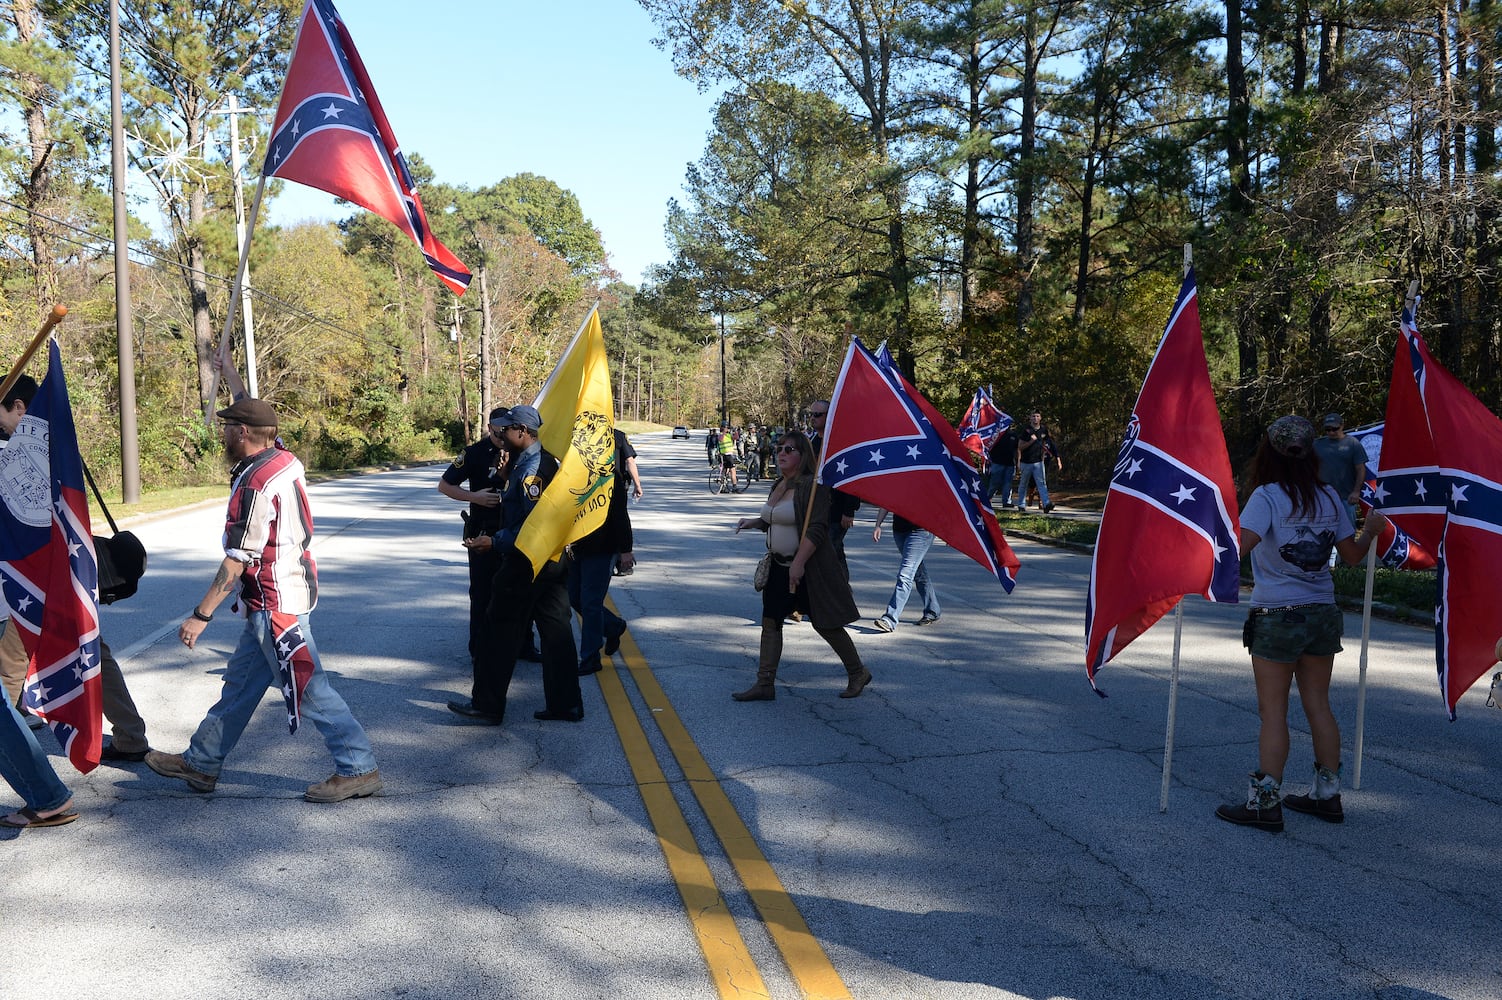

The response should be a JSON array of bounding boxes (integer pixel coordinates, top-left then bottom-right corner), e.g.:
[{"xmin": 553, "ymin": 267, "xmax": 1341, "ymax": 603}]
[{"xmin": 1247, "ymin": 603, "xmax": 1343, "ymax": 662}]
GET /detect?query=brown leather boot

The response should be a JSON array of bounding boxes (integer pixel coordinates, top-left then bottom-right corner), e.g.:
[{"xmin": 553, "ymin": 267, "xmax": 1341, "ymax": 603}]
[
  {"xmin": 732, "ymin": 680, "xmax": 776, "ymax": 701},
  {"xmin": 733, "ymin": 620, "xmax": 781, "ymax": 701},
  {"xmin": 817, "ymin": 625, "xmax": 872, "ymax": 699},
  {"xmin": 840, "ymin": 665, "xmax": 873, "ymax": 698}
]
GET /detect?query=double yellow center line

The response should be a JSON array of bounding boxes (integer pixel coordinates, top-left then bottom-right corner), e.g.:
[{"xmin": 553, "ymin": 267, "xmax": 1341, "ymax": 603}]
[{"xmin": 597, "ymin": 602, "xmax": 851, "ymax": 1000}]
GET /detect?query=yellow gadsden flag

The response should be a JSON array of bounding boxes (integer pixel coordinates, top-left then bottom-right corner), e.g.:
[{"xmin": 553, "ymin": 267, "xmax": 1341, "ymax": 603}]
[{"xmin": 515, "ymin": 305, "xmax": 615, "ymax": 576}]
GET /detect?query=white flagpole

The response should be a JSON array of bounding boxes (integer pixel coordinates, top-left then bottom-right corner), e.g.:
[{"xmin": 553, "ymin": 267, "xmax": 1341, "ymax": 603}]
[
  {"xmin": 1159, "ymin": 243, "xmax": 1194, "ymax": 812},
  {"xmin": 1354, "ymin": 278, "xmax": 1418, "ymax": 788},
  {"xmin": 1352, "ymin": 539, "xmax": 1377, "ymax": 789},
  {"xmin": 1160, "ymin": 599, "xmax": 1184, "ymax": 812}
]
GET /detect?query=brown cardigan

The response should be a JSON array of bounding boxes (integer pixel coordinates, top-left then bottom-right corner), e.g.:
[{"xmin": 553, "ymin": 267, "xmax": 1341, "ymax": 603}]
[{"xmin": 750, "ymin": 474, "xmax": 860, "ymax": 629}]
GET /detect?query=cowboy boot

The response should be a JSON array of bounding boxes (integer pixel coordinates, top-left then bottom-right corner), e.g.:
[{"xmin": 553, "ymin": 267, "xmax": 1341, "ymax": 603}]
[{"xmin": 733, "ymin": 620, "xmax": 781, "ymax": 701}]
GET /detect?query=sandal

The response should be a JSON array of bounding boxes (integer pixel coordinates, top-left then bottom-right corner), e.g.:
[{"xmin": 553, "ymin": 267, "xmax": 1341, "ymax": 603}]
[{"xmin": 1, "ymin": 804, "xmax": 79, "ymax": 829}]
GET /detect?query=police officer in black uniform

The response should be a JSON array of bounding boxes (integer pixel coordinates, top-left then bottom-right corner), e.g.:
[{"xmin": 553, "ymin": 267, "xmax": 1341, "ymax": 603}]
[
  {"xmin": 439, "ymin": 408, "xmax": 544, "ymax": 672},
  {"xmin": 450, "ymin": 404, "xmax": 582, "ymax": 725}
]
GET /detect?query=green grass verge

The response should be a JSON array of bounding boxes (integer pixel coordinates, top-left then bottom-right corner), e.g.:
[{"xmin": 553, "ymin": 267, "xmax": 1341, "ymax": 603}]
[{"xmin": 998, "ymin": 510, "xmax": 1436, "ymax": 618}]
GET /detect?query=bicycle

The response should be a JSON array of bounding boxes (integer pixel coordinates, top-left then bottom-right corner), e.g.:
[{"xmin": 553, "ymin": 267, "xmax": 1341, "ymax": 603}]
[{"xmin": 708, "ymin": 457, "xmax": 748, "ymax": 495}]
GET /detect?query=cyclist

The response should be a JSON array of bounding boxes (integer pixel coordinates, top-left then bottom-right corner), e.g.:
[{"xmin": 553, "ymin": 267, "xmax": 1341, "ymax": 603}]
[{"xmin": 717, "ymin": 425, "xmax": 740, "ymax": 493}]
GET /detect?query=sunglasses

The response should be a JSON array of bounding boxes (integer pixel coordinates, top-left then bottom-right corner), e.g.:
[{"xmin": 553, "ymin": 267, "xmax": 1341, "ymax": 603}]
[
  {"xmin": 777, "ymin": 444, "xmax": 801, "ymax": 454},
  {"xmin": 807, "ymin": 411, "xmax": 828, "ymax": 418}
]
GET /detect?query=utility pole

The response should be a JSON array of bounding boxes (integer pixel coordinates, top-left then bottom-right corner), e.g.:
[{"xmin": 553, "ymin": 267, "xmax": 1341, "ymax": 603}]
[
  {"xmin": 215, "ymin": 94, "xmax": 259, "ymax": 396},
  {"xmin": 109, "ymin": 0, "xmax": 140, "ymax": 502}
]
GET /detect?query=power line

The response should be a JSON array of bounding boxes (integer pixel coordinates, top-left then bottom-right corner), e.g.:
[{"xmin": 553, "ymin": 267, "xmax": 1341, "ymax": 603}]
[
  {"xmin": 0, "ymin": 196, "xmax": 372, "ymax": 348},
  {"xmin": 49, "ymin": 0, "xmax": 210, "ymax": 96}
]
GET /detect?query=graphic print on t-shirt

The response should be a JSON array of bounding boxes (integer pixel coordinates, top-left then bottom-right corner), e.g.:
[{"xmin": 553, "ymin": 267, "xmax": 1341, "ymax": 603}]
[{"xmin": 1279, "ymin": 525, "xmax": 1335, "ymax": 572}]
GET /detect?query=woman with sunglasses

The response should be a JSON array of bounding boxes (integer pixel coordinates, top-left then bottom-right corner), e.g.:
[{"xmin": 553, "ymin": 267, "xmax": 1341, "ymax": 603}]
[{"xmin": 732, "ymin": 431, "xmax": 872, "ymax": 701}]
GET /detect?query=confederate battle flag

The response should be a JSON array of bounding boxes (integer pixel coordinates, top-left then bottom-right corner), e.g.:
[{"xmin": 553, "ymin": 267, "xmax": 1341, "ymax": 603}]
[
  {"xmin": 1085, "ymin": 270, "xmax": 1240, "ymax": 692},
  {"xmin": 1346, "ymin": 422, "xmax": 1435, "ymax": 571},
  {"xmin": 958, "ymin": 386, "xmax": 1010, "ymax": 459},
  {"xmin": 822, "ymin": 339, "xmax": 1020, "ymax": 591},
  {"xmin": 0, "ymin": 340, "xmax": 103, "ymax": 772},
  {"xmin": 265, "ymin": 0, "xmax": 471, "ymax": 295},
  {"xmin": 1372, "ymin": 296, "xmax": 1502, "ymax": 718}
]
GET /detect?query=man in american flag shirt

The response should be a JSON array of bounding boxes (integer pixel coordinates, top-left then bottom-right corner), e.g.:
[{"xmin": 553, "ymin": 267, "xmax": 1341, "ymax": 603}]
[{"xmin": 146, "ymin": 398, "xmax": 381, "ymax": 802}]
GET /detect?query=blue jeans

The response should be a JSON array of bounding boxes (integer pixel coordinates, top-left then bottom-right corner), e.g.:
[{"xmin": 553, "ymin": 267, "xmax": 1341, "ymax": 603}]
[
  {"xmin": 985, "ymin": 464, "xmax": 1015, "ymax": 508},
  {"xmin": 567, "ymin": 551, "xmax": 625, "ymax": 661},
  {"xmin": 878, "ymin": 528, "xmax": 940, "ymax": 628},
  {"xmin": 0, "ymin": 698, "xmax": 71, "ymax": 812},
  {"xmin": 1015, "ymin": 461, "xmax": 1051, "ymax": 509},
  {"xmin": 184, "ymin": 611, "xmax": 377, "ymax": 778}
]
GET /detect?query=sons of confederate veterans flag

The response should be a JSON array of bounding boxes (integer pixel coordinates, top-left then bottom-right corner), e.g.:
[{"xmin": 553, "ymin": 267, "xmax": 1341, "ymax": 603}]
[
  {"xmin": 265, "ymin": 0, "xmax": 470, "ymax": 295},
  {"xmin": 1373, "ymin": 297, "xmax": 1502, "ymax": 718},
  {"xmin": 1085, "ymin": 269, "xmax": 1240, "ymax": 692},
  {"xmin": 822, "ymin": 339, "xmax": 1019, "ymax": 590},
  {"xmin": 0, "ymin": 340, "xmax": 103, "ymax": 772}
]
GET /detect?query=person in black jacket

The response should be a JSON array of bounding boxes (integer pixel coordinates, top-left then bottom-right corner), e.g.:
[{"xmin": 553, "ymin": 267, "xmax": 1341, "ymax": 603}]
[
  {"xmin": 984, "ymin": 425, "xmax": 1019, "ymax": 509},
  {"xmin": 806, "ymin": 400, "xmax": 859, "ymax": 560},
  {"xmin": 569, "ymin": 429, "xmax": 637, "ymax": 676}
]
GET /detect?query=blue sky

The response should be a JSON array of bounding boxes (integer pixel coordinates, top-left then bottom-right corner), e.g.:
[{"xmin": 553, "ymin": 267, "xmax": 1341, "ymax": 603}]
[{"xmin": 261, "ymin": 1, "xmax": 720, "ymax": 287}]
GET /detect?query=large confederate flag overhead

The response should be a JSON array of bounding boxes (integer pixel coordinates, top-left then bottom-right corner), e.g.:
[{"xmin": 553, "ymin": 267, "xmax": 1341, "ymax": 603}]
[
  {"xmin": 1373, "ymin": 298, "xmax": 1502, "ymax": 718},
  {"xmin": 1085, "ymin": 270, "xmax": 1240, "ymax": 692},
  {"xmin": 264, "ymin": 0, "xmax": 470, "ymax": 295}
]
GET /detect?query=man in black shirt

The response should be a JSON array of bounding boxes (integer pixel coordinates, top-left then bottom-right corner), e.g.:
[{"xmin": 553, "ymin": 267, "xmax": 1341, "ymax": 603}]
[
  {"xmin": 570, "ymin": 429, "xmax": 637, "ymax": 676},
  {"xmin": 1014, "ymin": 411, "xmax": 1062, "ymax": 513}
]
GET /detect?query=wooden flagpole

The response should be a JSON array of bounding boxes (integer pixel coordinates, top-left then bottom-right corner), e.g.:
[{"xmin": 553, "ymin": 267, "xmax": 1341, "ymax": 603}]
[
  {"xmin": 1159, "ymin": 244, "xmax": 1193, "ymax": 812},
  {"xmin": 203, "ymin": 173, "xmax": 269, "ymax": 423},
  {"xmin": 0, "ymin": 305, "xmax": 69, "ymax": 402}
]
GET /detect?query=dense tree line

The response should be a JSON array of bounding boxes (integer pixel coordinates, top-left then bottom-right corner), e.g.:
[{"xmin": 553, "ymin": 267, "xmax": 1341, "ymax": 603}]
[
  {"xmin": 0, "ymin": 1, "xmax": 716, "ymax": 492},
  {"xmin": 0, "ymin": 1, "xmax": 1497, "ymax": 490},
  {"xmin": 638, "ymin": 0, "xmax": 1502, "ymax": 479}
]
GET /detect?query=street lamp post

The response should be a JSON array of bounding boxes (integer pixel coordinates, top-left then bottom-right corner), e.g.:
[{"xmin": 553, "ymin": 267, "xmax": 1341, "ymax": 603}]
[{"xmin": 719, "ymin": 311, "xmax": 727, "ymax": 428}]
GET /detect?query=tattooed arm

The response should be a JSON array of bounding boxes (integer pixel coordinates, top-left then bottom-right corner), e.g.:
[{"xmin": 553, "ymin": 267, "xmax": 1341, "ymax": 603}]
[{"xmin": 178, "ymin": 555, "xmax": 247, "ymax": 649}]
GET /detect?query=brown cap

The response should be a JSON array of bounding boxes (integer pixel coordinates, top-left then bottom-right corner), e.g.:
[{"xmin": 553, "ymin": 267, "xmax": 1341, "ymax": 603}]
[{"xmin": 216, "ymin": 398, "xmax": 278, "ymax": 427}]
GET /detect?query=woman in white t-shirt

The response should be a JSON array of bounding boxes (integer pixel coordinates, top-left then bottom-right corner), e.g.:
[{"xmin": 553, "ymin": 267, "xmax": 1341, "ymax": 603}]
[{"xmin": 1215, "ymin": 415, "xmax": 1386, "ymax": 833}]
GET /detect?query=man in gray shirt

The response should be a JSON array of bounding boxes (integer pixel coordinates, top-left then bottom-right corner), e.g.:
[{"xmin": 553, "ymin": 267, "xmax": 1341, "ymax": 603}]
[{"xmin": 1312, "ymin": 412, "xmax": 1367, "ymax": 524}]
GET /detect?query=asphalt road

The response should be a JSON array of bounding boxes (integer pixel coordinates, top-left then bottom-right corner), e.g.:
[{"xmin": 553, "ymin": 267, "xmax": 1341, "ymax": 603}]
[{"xmin": 4, "ymin": 430, "xmax": 1499, "ymax": 1000}]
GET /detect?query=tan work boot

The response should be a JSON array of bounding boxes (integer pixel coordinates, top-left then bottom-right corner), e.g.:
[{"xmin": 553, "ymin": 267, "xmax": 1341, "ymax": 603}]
[
  {"xmin": 145, "ymin": 750, "xmax": 217, "ymax": 793},
  {"xmin": 305, "ymin": 769, "xmax": 383, "ymax": 803}
]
